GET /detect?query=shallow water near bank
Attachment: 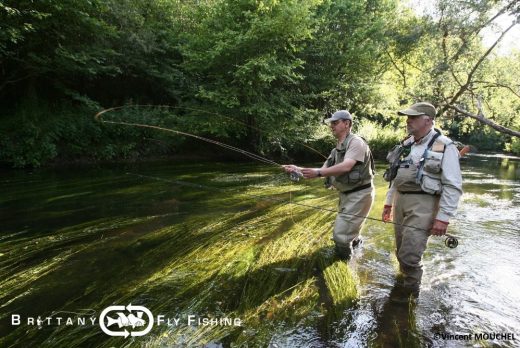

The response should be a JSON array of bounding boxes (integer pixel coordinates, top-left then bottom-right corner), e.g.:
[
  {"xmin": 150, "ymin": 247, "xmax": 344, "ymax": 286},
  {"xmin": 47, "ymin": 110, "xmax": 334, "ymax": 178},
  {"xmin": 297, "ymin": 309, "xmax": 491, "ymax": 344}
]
[{"xmin": 1, "ymin": 154, "xmax": 519, "ymax": 347}]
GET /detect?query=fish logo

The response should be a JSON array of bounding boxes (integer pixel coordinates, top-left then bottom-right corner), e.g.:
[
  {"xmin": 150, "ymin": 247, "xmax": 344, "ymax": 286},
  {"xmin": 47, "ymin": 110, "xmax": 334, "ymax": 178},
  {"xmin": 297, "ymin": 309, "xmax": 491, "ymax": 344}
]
[
  {"xmin": 99, "ymin": 304, "xmax": 153, "ymax": 337},
  {"xmin": 107, "ymin": 312, "xmax": 146, "ymax": 328}
]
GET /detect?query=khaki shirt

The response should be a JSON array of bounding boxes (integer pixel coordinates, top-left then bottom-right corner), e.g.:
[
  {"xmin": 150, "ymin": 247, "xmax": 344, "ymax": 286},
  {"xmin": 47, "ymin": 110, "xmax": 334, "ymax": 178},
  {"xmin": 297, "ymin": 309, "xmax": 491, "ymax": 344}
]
[
  {"xmin": 385, "ymin": 128, "xmax": 463, "ymax": 222},
  {"xmin": 343, "ymin": 136, "xmax": 367, "ymax": 164}
]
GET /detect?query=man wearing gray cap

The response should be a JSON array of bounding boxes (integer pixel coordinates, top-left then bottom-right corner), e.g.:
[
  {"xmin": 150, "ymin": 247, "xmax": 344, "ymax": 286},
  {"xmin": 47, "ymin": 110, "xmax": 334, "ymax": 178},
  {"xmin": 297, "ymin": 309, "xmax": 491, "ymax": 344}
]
[
  {"xmin": 382, "ymin": 102, "xmax": 462, "ymax": 296},
  {"xmin": 283, "ymin": 110, "xmax": 375, "ymax": 259}
]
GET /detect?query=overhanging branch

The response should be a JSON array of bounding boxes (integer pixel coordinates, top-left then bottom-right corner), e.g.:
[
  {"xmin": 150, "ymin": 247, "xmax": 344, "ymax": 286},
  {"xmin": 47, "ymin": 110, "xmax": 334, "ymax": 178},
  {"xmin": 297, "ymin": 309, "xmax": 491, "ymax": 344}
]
[
  {"xmin": 438, "ymin": 20, "xmax": 517, "ymax": 116},
  {"xmin": 448, "ymin": 104, "xmax": 520, "ymax": 138},
  {"xmin": 472, "ymin": 80, "xmax": 520, "ymax": 99}
]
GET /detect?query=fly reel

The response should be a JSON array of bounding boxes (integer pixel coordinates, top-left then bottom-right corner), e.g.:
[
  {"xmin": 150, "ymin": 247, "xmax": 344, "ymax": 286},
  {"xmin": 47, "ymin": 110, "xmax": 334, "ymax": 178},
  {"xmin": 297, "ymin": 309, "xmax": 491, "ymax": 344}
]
[
  {"xmin": 444, "ymin": 235, "xmax": 459, "ymax": 248},
  {"xmin": 290, "ymin": 171, "xmax": 304, "ymax": 182}
]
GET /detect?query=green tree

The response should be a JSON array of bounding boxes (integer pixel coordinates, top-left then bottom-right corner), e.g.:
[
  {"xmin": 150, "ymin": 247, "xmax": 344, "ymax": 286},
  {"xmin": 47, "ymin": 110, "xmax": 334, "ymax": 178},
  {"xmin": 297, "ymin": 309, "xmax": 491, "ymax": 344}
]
[
  {"xmin": 0, "ymin": 0, "xmax": 119, "ymax": 99},
  {"xmin": 384, "ymin": 0, "xmax": 520, "ymax": 143},
  {"xmin": 0, "ymin": 0, "xmax": 190, "ymax": 167},
  {"xmin": 178, "ymin": 0, "xmax": 404, "ymax": 153},
  {"xmin": 304, "ymin": 0, "xmax": 401, "ymax": 115},
  {"xmin": 178, "ymin": 0, "xmax": 322, "ymax": 151}
]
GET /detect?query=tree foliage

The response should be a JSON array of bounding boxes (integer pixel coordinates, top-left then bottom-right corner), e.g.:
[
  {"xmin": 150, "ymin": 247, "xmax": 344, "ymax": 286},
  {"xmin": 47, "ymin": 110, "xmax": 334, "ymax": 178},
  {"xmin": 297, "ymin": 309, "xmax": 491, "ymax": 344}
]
[
  {"xmin": 0, "ymin": 0, "xmax": 519, "ymax": 167},
  {"xmin": 380, "ymin": 0, "xmax": 520, "ymax": 148}
]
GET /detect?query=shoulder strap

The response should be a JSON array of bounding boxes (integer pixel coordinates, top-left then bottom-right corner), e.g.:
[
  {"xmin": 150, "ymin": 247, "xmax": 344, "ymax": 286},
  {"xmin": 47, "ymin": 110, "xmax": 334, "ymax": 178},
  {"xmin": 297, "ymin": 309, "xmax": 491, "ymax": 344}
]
[
  {"xmin": 357, "ymin": 135, "xmax": 376, "ymax": 175},
  {"xmin": 431, "ymin": 140, "xmax": 446, "ymax": 153},
  {"xmin": 427, "ymin": 129, "xmax": 442, "ymax": 149},
  {"xmin": 400, "ymin": 134, "xmax": 414, "ymax": 146}
]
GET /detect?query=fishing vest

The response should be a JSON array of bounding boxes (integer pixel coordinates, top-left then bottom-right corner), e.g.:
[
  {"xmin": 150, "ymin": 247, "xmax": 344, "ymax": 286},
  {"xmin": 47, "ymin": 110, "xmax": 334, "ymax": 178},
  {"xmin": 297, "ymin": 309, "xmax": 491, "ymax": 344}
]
[
  {"xmin": 325, "ymin": 133, "xmax": 374, "ymax": 192},
  {"xmin": 388, "ymin": 129, "xmax": 454, "ymax": 195}
]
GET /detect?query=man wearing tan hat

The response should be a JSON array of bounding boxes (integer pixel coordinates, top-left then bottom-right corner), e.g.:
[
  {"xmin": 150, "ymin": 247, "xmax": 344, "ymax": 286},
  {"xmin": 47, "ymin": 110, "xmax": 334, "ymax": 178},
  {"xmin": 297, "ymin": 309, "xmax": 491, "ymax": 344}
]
[
  {"xmin": 283, "ymin": 110, "xmax": 375, "ymax": 259},
  {"xmin": 382, "ymin": 102, "xmax": 462, "ymax": 296}
]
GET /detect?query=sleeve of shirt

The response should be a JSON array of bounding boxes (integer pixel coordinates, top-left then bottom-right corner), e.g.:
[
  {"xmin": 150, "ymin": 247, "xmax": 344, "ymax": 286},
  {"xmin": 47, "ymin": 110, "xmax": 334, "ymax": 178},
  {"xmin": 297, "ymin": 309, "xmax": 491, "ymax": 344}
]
[
  {"xmin": 436, "ymin": 143, "xmax": 463, "ymax": 222},
  {"xmin": 343, "ymin": 137, "xmax": 366, "ymax": 163},
  {"xmin": 385, "ymin": 182, "xmax": 396, "ymax": 206}
]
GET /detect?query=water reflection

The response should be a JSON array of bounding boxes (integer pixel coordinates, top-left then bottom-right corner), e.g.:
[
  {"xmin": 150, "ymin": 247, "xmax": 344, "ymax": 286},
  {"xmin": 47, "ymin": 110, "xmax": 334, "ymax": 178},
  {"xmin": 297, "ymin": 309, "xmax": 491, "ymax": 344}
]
[{"xmin": 373, "ymin": 281, "xmax": 422, "ymax": 348}]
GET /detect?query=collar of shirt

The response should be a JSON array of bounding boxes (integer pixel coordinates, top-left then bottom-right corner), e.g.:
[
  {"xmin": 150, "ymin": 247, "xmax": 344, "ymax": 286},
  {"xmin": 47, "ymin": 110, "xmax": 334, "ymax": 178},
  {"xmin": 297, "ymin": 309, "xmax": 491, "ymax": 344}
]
[
  {"xmin": 405, "ymin": 128, "xmax": 436, "ymax": 165},
  {"xmin": 336, "ymin": 132, "xmax": 353, "ymax": 150},
  {"xmin": 412, "ymin": 128, "xmax": 435, "ymax": 145}
]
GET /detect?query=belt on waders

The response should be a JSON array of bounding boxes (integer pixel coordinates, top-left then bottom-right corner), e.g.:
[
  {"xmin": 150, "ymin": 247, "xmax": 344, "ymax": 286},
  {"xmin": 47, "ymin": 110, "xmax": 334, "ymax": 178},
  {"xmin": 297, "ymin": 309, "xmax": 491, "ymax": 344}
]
[
  {"xmin": 398, "ymin": 190, "xmax": 434, "ymax": 195},
  {"xmin": 342, "ymin": 183, "xmax": 372, "ymax": 195}
]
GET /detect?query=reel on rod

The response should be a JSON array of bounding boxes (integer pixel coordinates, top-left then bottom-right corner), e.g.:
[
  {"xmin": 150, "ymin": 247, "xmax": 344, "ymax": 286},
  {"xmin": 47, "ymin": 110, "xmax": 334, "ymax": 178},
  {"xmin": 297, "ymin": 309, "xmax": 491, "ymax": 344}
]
[
  {"xmin": 289, "ymin": 171, "xmax": 304, "ymax": 182},
  {"xmin": 444, "ymin": 234, "xmax": 459, "ymax": 248}
]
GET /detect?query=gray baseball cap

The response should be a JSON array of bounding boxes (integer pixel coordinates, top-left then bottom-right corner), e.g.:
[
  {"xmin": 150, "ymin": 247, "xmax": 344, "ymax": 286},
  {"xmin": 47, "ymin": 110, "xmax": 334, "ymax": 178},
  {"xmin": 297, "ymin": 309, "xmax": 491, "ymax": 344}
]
[
  {"xmin": 397, "ymin": 102, "xmax": 436, "ymax": 119},
  {"xmin": 324, "ymin": 110, "xmax": 353, "ymax": 123}
]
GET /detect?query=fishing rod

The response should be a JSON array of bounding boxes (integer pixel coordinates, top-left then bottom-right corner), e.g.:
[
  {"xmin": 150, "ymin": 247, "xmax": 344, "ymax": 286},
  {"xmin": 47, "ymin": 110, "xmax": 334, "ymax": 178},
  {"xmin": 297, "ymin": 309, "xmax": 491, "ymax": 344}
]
[
  {"xmin": 98, "ymin": 119, "xmax": 282, "ymax": 167},
  {"xmin": 126, "ymin": 172, "xmax": 460, "ymax": 248},
  {"xmin": 95, "ymin": 105, "xmax": 328, "ymax": 160},
  {"xmin": 96, "ymin": 108, "xmax": 319, "ymax": 181}
]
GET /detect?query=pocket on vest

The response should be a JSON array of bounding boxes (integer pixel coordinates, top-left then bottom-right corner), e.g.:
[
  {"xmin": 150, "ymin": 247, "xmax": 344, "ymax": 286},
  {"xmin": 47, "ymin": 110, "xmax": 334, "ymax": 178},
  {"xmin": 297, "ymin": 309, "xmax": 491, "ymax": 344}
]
[
  {"xmin": 423, "ymin": 150, "xmax": 442, "ymax": 174},
  {"xmin": 394, "ymin": 165, "xmax": 417, "ymax": 189},
  {"xmin": 348, "ymin": 169, "xmax": 361, "ymax": 184},
  {"xmin": 420, "ymin": 175, "xmax": 442, "ymax": 195}
]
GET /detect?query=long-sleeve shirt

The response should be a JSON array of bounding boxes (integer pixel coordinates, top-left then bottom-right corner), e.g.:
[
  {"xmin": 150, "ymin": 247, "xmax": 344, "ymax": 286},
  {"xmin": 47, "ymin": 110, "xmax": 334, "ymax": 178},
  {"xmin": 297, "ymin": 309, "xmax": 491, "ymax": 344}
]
[{"xmin": 384, "ymin": 128, "xmax": 463, "ymax": 222}]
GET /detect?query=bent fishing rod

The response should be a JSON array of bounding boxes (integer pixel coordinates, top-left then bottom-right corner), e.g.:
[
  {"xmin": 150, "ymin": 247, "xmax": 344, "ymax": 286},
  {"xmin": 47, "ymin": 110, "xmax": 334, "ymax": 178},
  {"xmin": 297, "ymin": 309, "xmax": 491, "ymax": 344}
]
[
  {"xmin": 98, "ymin": 119, "xmax": 282, "ymax": 166},
  {"xmin": 96, "ymin": 109, "xmax": 459, "ymax": 248},
  {"xmin": 95, "ymin": 105, "xmax": 328, "ymax": 160},
  {"xmin": 126, "ymin": 172, "xmax": 460, "ymax": 248}
]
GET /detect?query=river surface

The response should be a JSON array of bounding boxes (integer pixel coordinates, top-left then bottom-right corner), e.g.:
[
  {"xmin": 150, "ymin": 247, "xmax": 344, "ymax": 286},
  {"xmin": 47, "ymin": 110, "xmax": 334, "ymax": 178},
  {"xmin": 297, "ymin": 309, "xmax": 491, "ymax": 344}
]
[{"xmin": 0, "ymin": 154, "xmax": 519, "ymax": 347}]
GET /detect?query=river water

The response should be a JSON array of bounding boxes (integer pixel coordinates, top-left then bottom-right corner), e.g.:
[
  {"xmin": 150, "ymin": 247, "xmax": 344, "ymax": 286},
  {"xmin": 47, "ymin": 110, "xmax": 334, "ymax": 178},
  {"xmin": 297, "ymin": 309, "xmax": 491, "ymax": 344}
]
[{"xmin": 0, "ymin": 154, "xmax": 519, "ymax": 347}]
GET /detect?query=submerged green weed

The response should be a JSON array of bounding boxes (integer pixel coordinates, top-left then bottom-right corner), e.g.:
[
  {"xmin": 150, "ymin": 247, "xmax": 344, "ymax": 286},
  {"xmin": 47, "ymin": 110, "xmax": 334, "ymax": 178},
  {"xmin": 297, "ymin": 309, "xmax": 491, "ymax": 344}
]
[
  {"xmin": 1, "ymin": 166, "xmax": 368, "ymax": 347},
  {"xmin": 322, "ymin": 261, "xmax": 358, "ymax": 308}
]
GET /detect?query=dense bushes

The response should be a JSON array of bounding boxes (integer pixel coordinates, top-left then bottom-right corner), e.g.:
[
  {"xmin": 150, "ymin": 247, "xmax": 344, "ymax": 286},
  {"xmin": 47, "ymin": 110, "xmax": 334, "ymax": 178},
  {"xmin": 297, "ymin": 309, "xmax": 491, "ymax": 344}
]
[
  {"xmin": 0, "ymin": 101, "xmax": 186, "ymax": 167},
  {"xmin": 1, "ymin": 0, "xmax": 403, "ymax": 167},
  {"xmin": 356, "ymin": 120, "xmax": 405, "ymax": 159}
]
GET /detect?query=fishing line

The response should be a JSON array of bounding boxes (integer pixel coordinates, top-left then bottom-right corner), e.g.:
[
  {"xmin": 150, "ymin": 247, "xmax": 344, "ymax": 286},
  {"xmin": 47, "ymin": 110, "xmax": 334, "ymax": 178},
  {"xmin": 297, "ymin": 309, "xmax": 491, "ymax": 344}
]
[
  {"xmin": 96, "ymin": 107, "xmax": 458, "ymax": 247},
  {"xmin": 126, "ymin": 172, "xmax": 460, "ymax": 246},
  {"xmin": 96, "ymin": 104, "xmax": 323, "ymax": 231},
  {"xmin": 96, "ymin": 104, "xmax": 330, "ymax": 204}
]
